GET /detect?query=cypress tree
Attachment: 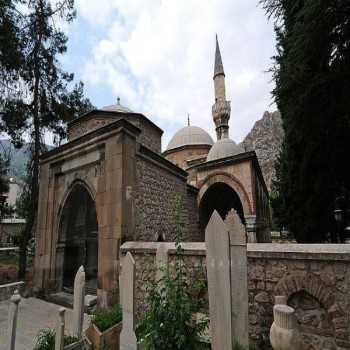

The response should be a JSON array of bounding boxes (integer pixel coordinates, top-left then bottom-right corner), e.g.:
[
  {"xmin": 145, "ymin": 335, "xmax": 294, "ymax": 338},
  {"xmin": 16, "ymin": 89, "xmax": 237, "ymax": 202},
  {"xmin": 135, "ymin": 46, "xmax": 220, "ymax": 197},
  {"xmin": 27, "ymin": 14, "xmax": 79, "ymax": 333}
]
[{"xmin": 262, "ymin": 1, "xmax": 350, "ymax": 242}]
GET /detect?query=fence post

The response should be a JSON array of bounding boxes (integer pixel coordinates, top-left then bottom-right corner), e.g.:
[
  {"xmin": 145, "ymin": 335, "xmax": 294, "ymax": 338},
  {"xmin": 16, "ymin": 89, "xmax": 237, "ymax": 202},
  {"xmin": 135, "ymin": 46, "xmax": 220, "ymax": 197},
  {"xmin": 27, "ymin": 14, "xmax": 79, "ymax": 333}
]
[
  {"xmin": 73, "ymin": 266, "xmax": 85, "ymax": 339},
  {"xmin": 7, "ymin": 289, "xmax": 21, "ymax": 350}
]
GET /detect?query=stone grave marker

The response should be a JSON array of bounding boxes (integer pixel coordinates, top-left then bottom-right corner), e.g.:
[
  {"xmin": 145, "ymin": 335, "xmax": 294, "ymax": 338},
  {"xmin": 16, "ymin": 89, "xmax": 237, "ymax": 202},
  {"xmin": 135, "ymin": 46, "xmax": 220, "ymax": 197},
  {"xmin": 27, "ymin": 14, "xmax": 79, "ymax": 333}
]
[
  {"xmin": 225, "ymin": 209, "xmax": 249, "ymax": 348},
  {"xmin": 205, "ymin": 210, "xmax": 232, "ymax": 350},
  {"xmin": 73, "ymin": 266, "xmax": 85, "ymax": 339},
  {"xmin": 55, "ymin": 307, "xmax": 66, "ymax": 350},
  {"xmin": 120, "ymin": 252, "xmax": 138, "ymax": 350},
  {"xmin": 7, "ymin": 289, "xmax": 21, "ymax": 350}
]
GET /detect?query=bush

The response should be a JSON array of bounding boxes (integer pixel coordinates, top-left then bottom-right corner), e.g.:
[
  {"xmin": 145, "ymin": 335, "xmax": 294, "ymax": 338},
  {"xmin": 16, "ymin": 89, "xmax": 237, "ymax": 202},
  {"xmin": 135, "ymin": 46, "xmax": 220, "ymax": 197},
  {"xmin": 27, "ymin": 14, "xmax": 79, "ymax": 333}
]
[
  {"xmin": 136, "ymin": 194, "xmax": 209, "ymax": 350},
  {"xmin": 34, "ymin": 328, "xmax": 77, "ymax": 350},
  {"xmin": 91, "ymin": 304, "xmax": 122, "ymax": 332}
]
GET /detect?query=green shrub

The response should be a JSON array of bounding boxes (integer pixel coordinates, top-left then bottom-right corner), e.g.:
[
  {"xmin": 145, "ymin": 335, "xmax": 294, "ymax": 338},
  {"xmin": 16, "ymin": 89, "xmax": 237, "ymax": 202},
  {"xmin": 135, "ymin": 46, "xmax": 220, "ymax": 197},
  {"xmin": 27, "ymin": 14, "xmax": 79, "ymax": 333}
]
[
  {"xmin": 136, "ymin": 194, "xmax": 209, "ymax": 350},
  {"xmin": 34, "ymin": 328, "xmax": 77, "ymax": 350},
  {"xmin": 91, "ymin": 304, "xmax": 122, "ymax": 332}
]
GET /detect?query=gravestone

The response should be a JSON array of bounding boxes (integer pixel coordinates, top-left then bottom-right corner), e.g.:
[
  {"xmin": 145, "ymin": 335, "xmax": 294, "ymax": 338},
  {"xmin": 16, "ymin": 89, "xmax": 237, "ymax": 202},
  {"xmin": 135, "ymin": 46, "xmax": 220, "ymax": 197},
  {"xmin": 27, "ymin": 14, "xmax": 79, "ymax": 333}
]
[
  {"xmin": 205, "ymin": 210, "xmax": 232, "ymax": 350},
  {"xmin": 55, "ymin": 307, "xmax": 66, "ymax": 350},
  {"xmin": 225, "ymin": 209, "xmax": 249, "ymax": 348},
  {"xmin": 156, "ymin": 243, "xmax": 169, "ymax": 285},
  {"xmin": 7, "ymin": 289, "xmax": 21, "ymax": 350},
  {"xmin": 73, "ymin": 266, "xmax": 85, "ymax": 339},
  {"xmin": 120, "ymin": 252, "xmax": 138, "ymax": 350}
]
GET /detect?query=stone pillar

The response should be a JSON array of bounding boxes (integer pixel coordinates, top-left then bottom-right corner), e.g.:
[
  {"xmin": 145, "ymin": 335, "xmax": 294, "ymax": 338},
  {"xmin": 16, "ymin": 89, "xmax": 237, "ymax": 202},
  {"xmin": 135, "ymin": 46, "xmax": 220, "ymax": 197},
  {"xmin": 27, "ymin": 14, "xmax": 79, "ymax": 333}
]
[
  {"xmin": 7, "ymin": 290, "xmax": 21, "ymax": 350},
  {"xmin": 270, "ymin": 304, "xmax": 300, "ymax": 350},
  {"xmin": 225, "ymin": 209, "xmax": 249, "ymax": 348},
  {"xmin": 73, "ymin": 266, "xmax": 85, "ymax": 339},
  {"xmin": 120, "ymin": 252, "xmax": 138, "ymax": 350},
  {"xmin": 245, "ymin": 215, "xmax": 257, "ymax": 243},
  {"xmin": 205, "ymin": 210, "xmax": 232, "ymax": 350},
  {"xmin": 55, "ymin": 307, "xmax": 66, "ymax": 350}
]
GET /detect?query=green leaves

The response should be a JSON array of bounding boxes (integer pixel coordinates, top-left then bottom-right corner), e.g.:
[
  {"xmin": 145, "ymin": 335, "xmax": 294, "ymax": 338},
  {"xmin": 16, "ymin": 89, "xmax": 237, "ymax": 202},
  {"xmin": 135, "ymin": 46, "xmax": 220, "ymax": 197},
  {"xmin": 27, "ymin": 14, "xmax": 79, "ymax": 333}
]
[
  {"xmin": 91, "ymin": 304, "xmax": 122, "ymax": 332},
  {"xmin": 136, "ymin": 194, "xmax": 209, "ymax": 350},
  {"xmin": 262, "ymin": 0, "xmax": 350, "ymax": 242}
]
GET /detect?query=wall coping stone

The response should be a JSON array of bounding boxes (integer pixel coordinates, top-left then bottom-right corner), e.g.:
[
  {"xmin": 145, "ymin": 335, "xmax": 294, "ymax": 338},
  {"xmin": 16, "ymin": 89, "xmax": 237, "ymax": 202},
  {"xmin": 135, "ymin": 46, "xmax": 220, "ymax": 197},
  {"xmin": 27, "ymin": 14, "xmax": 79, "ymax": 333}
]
[{"xmin": 120, "ymin": 242, "xmax": 350, "ymax": 261}]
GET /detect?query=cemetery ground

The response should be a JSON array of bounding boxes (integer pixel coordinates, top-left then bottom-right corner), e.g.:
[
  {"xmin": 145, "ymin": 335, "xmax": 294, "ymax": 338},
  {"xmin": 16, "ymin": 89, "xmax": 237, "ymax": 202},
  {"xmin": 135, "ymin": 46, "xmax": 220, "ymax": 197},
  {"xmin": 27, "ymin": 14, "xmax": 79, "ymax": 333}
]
[{"xmin": 0, "ymin": 297, "xmax": 90, "ymax": 350}]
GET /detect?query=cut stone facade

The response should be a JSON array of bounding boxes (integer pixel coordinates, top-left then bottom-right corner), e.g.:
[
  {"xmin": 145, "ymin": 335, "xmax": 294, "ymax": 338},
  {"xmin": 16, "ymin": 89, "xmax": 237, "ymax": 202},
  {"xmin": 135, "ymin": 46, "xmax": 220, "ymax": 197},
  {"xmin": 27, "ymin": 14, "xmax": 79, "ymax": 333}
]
[{"xmin": 121, "ymin": 242, "xmax": 350, "ymax": 350}]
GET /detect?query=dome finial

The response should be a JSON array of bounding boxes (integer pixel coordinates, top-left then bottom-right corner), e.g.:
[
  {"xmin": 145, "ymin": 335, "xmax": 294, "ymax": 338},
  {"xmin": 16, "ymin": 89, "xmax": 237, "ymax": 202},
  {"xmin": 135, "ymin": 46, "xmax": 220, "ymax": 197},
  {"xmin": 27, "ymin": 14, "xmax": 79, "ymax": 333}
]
[{"xmin": 187, "ymin": 113, "xmax": 190, "ymax": 126}]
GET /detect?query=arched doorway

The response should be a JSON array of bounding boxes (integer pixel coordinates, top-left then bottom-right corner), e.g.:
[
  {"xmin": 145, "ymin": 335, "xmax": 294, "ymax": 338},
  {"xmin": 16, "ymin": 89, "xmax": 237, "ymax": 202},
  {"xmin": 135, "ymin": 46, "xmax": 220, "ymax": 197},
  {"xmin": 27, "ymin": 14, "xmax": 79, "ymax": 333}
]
[
  {"xmin": 58, "ymin": 184, "xmax": 98, "ymax": 292},
  {"xmin": 199, "ymin": 182, "xmax": 245, "ymax": 232}
]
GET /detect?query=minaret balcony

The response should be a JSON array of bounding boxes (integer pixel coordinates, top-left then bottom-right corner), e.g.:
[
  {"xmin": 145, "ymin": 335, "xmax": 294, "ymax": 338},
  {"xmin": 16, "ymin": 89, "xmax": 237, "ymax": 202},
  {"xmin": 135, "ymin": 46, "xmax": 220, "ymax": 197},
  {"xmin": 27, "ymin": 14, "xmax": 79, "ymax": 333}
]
[{"xmin": 212, "ymin": 100, "xmax": 231, "ymax": 120}]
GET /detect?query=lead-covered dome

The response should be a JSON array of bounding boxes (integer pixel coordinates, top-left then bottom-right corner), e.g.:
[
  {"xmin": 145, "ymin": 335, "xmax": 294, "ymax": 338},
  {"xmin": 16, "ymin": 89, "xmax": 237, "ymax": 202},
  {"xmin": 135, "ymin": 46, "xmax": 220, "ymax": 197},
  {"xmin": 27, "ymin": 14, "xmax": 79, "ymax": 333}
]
[
  {"xmin": 101, "ymin": 97, "xmax": 133, "ymax": 113},
  {"xmin": 166, "ymin": 126, "xmax": 214, "ymax": 151},
  {"xmin": 206, "ymin": 138, "xmax": 244, "ymax": 162}
]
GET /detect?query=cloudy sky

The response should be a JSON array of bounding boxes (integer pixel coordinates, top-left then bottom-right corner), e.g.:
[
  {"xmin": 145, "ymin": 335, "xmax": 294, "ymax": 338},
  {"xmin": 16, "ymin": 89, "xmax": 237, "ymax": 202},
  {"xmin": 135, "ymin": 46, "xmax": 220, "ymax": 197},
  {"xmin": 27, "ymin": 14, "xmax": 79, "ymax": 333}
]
[{"xmin": 61, "ymin": 0, "xmax": 277, "ymax": 148}]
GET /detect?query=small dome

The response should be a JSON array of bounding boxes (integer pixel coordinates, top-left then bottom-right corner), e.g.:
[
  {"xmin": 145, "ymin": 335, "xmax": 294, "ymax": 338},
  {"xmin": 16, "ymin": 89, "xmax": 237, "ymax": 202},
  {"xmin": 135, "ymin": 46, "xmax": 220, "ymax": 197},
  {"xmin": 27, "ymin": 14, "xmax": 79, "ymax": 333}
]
[
  {"xmin": 206, "ymin": 138, "xmax": 244, "ymax": 162},
  {"xmin": 101, "ymin": 97, "xmax": 133, "ymax": 113},
  {"xmin": 166, "ymin": 126, "xmax": 214, "ymax": 151}
]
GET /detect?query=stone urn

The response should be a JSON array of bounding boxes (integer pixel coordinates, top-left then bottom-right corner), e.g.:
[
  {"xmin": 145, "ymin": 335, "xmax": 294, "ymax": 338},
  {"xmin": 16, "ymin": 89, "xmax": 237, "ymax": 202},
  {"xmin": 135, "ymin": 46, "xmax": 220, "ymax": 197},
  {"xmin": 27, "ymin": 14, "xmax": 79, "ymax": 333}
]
[{"xmin": 270, "ymin": 304, "xmax": 300, "ymax": 350}]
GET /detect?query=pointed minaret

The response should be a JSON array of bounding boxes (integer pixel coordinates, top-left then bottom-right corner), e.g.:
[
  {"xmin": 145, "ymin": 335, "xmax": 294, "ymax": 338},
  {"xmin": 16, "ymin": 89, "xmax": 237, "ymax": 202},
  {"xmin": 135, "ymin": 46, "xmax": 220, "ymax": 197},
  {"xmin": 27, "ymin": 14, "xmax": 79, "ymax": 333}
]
[{"xmin": 212, "ymin": 35, "xmax": 231, "ymax": 140}]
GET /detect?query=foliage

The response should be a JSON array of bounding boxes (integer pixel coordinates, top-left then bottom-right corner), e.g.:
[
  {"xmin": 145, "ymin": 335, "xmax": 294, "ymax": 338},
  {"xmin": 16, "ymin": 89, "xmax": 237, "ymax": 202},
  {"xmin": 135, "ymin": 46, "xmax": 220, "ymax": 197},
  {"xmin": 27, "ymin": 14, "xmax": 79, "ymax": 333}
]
[
  {"xmin": 91, "ymin": 304, "xmax": 122, "ymax": 332},
  {"xmin": 0, "ymin": 0, "xmax": 94, "ymax": 277},
  {"xmin": 136, "ymin": 194, "xmax": 209, "ymax": 350},
  {"xmin": 34, "ymin": 328, "xmax": 77, "ymax": 350},
  {"xmin": 261, "ymin": 0, "xmax": 350, "ymax": 242},
  {"xmin": 0, "ymin": 154, "xmax": 9, "ymax": 218}
]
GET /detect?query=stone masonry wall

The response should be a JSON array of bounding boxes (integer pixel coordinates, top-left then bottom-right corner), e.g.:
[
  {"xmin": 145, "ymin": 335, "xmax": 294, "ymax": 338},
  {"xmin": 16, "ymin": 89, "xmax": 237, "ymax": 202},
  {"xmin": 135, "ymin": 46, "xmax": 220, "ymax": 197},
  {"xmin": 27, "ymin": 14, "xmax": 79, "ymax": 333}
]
[
  {"xmin": 121, "ymin": 242, "xmax": 350, "ymax": 350},
  {"xmin": 134, "ymin": 155, "xmax": 200, "ymax": 242}
]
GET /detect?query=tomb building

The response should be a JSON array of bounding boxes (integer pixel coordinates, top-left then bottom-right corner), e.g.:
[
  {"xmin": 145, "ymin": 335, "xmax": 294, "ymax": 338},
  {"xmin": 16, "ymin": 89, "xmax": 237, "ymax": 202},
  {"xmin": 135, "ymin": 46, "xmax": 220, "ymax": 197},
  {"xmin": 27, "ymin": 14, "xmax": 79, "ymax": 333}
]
[{"xmin": 34, "ymin": 36, "xmax": 270, "ymax": 306}]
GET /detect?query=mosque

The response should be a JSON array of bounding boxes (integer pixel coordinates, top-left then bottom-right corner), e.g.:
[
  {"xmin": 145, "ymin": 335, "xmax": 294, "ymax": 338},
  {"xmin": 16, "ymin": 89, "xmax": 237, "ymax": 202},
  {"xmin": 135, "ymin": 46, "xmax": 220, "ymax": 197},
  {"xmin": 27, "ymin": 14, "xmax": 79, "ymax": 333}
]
[{"xmin": 33, "ymin": 36, "xmax": 270, "ymax": 305}]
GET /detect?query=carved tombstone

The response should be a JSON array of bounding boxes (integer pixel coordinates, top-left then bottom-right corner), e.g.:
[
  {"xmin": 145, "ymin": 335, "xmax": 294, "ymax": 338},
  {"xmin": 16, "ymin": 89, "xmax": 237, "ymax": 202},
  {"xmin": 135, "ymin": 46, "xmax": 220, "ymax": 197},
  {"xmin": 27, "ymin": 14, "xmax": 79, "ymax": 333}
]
[
  {"xmin": 205, "ymin": 210, "xmax": 232, "ymax": 350},
  {"xmin": 73, "ymin": 266, "xmax": 85, "ymax": 339},
  {"xmin": 120, "ymin": 252, "xmax": 138, "ymax": 350},
  {"xmin": 225, "ymin": 209, "xmax": 249, "ymax": 348},
  {"xmin": 156, "ymin": 243, "xmax": 169, "ymax": 286},
  {"xmin": 7, "ymin": 290, "xmax": 21, "ymax": 350},
  {"xmin": 55, "ymin": 307, "xmax": 66, "ymax": 350}
]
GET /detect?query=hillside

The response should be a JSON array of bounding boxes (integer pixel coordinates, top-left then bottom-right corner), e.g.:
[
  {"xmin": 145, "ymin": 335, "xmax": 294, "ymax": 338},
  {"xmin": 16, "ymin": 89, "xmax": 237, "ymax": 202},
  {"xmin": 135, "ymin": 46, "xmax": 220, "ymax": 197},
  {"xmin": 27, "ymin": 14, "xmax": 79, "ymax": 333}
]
[{"xmin": 240, "ymin": 111, "xmax": 284, "ymax": 191}]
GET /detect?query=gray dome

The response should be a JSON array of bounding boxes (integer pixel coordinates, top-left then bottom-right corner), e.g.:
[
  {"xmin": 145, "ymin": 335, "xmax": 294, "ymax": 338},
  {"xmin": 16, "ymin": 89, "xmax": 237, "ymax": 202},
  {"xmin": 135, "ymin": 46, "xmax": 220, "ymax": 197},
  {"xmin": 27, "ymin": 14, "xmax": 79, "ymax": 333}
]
[
  {"xmin": 206, "ymin": 138, "xmax": 244, "ymax": 162},
  {"xmin": 102, "ymin": 97, "xmax": 133, "ymax": 113},
  {"xmin": 166, "ymin": 126, "xmax": 214, "ymax": 151}
]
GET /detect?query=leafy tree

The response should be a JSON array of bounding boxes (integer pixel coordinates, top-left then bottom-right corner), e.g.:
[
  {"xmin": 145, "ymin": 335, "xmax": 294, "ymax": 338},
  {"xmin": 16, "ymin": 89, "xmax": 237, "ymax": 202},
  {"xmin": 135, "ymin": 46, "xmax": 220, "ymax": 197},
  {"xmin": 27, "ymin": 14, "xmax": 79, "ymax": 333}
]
[
  {"xmin": 0, "ymin": 154, "xmax": 9, "ymax": 219},
  {"xmin": 262, "ymin": 0, "xmax": 350, "ymax": 242},
  {"xmin": 0, "ymin": 0, "xmax": 94, "ymax": 277}
]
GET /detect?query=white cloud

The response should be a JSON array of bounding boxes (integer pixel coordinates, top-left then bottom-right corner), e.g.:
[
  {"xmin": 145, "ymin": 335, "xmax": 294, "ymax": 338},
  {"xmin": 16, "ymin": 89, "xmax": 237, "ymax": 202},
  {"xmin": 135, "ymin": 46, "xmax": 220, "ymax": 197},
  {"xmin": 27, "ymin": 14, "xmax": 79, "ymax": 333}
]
[{"xmin": 77, "ymin": 0, "xmax": 276, "ymax": 147}]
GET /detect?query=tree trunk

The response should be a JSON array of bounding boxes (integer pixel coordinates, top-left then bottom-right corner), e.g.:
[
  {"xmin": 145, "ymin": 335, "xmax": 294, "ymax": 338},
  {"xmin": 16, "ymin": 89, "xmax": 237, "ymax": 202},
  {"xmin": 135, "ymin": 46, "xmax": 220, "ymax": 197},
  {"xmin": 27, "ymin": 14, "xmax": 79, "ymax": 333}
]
[{"xmin": 18, "ymin": 2, "xmax": 42, "ymax": 279}]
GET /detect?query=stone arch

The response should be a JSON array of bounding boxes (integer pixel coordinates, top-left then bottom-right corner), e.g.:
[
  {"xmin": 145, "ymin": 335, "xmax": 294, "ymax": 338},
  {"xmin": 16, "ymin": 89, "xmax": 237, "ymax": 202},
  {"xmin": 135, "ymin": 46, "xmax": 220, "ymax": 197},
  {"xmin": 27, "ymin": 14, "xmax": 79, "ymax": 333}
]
[
  {"xmin": 274, "ymin": 273, "xmax": 346, "ymax": 346},
  {"xmin": 198, "ymin": 172, "xmax": 253, "ymax": 213},
  {"xmin": 198, "ymin": 172, "xmax": 252, "ymax": 233},
  {"xmin": 55, "ymin": 179, "xmax": 99, "ymax": 292}
]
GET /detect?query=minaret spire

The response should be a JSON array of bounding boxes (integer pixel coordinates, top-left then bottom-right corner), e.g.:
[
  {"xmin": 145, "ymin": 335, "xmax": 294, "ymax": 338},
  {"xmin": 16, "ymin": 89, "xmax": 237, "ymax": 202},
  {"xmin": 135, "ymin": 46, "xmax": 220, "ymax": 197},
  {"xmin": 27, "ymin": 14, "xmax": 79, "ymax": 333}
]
[
  {"xmin": 214, "ymin": 34, "xmax": 225, "ymax": 79},
  {"xmin": 212, "ymin": 35, "xmax": 231, "ymax": 140}
]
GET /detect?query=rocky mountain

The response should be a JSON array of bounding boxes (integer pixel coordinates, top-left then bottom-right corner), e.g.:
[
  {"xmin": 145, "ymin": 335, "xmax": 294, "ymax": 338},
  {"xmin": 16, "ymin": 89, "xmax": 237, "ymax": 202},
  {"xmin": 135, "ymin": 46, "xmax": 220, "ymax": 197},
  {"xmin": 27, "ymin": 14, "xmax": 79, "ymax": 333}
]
[{"xmin": 240, "ymin": 111, "xmax": 284, "ymax": 191}]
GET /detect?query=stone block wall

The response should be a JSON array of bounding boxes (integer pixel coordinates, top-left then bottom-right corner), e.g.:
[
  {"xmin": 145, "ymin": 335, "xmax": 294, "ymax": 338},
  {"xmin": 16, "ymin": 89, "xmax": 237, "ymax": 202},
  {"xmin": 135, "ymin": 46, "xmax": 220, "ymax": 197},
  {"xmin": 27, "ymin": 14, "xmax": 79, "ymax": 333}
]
[
  {"xmin": 121, "ymin": 242, "xmax": 350, "ymax": 350},
  {"xmin": 134, "ymin": 150, "xmax": 200, "ymax": 242}
]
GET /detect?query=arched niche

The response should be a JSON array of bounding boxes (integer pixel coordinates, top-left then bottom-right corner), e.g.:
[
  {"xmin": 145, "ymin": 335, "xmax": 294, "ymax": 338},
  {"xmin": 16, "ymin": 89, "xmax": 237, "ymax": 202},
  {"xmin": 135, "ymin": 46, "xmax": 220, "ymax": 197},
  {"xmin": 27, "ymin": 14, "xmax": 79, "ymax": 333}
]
[
  {"xmin": 56, "ymin": 182, "xmax": 98, "ymax": 293},
  {"xmin": 288, "ymin": 290, "xmax": 336, "ymax": 350},
  {"xmin": 199, "ymin": 181, "xmax": 245, "ymax": 233}
]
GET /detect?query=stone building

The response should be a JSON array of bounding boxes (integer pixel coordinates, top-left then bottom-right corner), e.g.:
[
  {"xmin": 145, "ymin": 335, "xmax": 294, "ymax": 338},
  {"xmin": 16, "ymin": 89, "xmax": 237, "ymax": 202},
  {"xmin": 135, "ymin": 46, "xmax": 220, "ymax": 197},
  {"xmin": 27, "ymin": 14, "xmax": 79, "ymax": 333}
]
[{"xmin": 34, "ymin": 36, "xmax": 270, "ymax": 306}]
